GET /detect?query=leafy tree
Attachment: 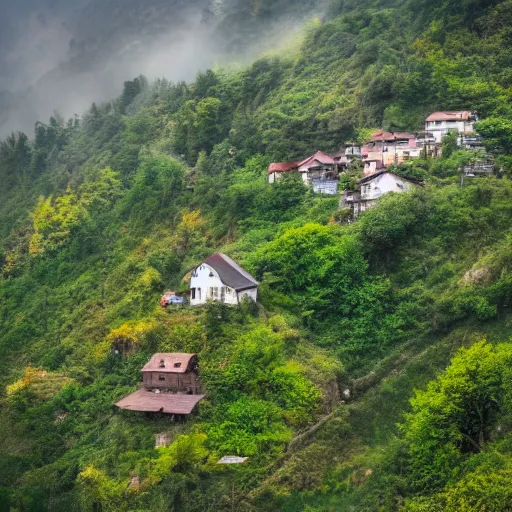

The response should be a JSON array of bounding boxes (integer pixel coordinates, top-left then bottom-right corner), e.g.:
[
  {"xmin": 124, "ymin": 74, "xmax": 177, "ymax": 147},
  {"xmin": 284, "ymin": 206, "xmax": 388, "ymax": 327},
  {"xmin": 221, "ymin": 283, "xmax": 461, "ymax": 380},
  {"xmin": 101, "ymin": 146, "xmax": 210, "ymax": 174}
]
[{"xmin": 402, "ymin": 341, "xmax": 512, "ymax": 492}]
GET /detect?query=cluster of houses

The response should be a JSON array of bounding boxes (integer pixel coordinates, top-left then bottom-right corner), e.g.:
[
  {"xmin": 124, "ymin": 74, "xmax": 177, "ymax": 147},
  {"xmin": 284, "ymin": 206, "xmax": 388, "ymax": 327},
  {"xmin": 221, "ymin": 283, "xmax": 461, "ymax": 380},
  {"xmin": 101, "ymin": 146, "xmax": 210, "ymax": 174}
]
[
  {"xmin": 115, "ymin": 111, "xmax": 490, "ymax": 419},
  {"xmin": 269, "ymin": 111, "xmax": 492, "ymax": 218}
]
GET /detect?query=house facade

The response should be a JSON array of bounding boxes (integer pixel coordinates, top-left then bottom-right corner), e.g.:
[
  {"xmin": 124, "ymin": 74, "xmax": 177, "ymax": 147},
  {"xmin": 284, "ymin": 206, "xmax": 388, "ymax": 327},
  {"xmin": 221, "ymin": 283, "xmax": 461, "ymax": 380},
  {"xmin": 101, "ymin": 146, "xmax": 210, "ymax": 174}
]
[
  {"xmin": 268, "ymin": 149, "xmax": 357, "ymax": 195},
  {"xmin": 115, "ymin": 353, "xmax": 205, "ymax": 415},
  {"xmin": 362, "ymin": 131, "xmax": 422, "ymax": 175},
  {"xmin": 341, "ymin": 171, "xmax": 423, "ymax": 218},
  {"xmin": 425, "ymin": 111, "xmax": 477, "ymax": 144},
  {"xmin": 189, "ymin": 253, "xmax": 258, "ymax": 306}
]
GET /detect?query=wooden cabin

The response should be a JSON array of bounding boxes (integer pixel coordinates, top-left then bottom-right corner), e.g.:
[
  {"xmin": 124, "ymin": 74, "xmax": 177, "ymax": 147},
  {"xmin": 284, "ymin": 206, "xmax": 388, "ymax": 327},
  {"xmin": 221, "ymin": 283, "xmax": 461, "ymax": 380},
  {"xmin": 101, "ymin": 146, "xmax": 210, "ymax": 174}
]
[
  {"xmin": 115, "ymin": 353, "xmax": 204, "ymax": 416},
  {"xmin": 141, "ymin": 353, "xmax": 201, "ymax": 393}
]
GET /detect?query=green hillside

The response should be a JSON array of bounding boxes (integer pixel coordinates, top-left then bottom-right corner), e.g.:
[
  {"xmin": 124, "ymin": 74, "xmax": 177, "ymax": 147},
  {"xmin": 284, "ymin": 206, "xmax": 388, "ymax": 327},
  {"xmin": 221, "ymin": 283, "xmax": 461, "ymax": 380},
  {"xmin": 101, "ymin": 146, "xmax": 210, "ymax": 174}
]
[{"xmin": 1, "ymin": 0, "xmax": 512, "ymax": 510}]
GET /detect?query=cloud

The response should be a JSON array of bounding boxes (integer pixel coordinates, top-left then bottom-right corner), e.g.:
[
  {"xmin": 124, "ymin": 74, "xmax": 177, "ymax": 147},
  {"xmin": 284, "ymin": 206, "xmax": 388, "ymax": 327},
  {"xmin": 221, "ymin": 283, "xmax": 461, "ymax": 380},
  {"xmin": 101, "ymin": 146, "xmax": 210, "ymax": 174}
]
[{"xmin": 0, "ymin": 0, "xmax": 324, "ymax": 137}]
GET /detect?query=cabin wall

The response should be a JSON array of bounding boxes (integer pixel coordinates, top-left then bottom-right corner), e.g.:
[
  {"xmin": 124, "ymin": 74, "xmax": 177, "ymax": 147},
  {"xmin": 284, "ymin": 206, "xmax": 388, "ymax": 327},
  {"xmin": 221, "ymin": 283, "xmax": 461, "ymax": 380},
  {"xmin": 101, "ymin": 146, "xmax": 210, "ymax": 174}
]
[{"xmin": 143, "ymin": 371, "xmax": 200, "ymax": 392}]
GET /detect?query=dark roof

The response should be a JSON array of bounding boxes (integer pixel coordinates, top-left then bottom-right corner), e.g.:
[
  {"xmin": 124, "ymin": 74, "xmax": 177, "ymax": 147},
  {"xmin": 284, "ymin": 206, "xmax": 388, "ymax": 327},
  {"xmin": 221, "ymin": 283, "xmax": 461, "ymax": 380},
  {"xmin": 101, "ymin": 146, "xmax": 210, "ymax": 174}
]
[
  {"xmin": 116, "ymin": 389, "xmax": 204, "ymax": 414},
  {"xmin": 202, "ymin": 253, "xmax": 259, "ymax": 292},
  {"xmin": 358, "ymin": 171, "xmax": 425, "ymax": 186},
  {"xmin": 142, "ymin": 353, "xmax": 197, "ymax": 374}
]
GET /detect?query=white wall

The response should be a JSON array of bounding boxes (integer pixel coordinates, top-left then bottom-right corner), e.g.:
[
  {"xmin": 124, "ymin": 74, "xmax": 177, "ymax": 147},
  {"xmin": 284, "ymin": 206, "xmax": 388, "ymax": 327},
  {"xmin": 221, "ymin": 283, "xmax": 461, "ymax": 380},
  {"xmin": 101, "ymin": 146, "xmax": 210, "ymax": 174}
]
[
  {"xmin": 189, "ymin": 264, "xmax": 257, "ymax": 306},
  {"xmin": 426, "ymin": 119, "xmax": 475, "ymax": 143},
  {"xmin": 360, "ymin": 173, "xmax": 416, "ymax": 201}
]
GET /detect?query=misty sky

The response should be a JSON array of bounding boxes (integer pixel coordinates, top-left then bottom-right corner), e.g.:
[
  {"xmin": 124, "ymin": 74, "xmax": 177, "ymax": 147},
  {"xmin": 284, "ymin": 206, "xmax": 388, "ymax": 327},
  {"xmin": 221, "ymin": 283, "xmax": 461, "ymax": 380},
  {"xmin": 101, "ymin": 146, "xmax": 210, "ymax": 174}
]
[
  {"xmin": 0, "ymin": 0, "xmax": 318, "ymax": 136},
  {"xmin": 0, "ymin": 0, "xmax": 214, "ymax": 134},
  {"xmin": 0, "ymin": 0, "xmax": 88, "ymax": 90}
]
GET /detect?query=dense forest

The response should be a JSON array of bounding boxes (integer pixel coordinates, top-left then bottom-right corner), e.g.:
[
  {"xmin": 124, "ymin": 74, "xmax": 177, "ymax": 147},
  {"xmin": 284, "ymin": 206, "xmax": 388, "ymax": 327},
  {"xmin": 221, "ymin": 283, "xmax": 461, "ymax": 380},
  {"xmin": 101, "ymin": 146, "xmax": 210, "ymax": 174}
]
[{"xmin": 1, "ymin": 0, "xmax": 512, "ymax": 510}]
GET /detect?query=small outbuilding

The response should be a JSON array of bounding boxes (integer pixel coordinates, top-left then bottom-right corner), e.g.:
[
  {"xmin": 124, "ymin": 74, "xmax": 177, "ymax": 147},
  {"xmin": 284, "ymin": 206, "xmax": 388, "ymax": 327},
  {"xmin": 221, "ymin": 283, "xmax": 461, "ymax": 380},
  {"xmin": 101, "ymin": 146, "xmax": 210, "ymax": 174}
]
[
  {"xmin": 189, "ymin": 253, "xmax": 258, "ymax": 306},
  {"xmin": 115, "ymin": 353, "xmax": 204, "ymax": 415}
]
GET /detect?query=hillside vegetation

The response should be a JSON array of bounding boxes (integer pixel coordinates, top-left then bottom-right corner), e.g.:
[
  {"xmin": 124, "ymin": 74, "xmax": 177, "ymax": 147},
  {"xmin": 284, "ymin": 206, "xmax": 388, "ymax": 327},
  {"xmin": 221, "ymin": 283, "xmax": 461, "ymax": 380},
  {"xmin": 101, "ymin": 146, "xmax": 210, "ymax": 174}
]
[{"xmin": 1, "ymin": 0, "xmax": 512, "ymax": 510}]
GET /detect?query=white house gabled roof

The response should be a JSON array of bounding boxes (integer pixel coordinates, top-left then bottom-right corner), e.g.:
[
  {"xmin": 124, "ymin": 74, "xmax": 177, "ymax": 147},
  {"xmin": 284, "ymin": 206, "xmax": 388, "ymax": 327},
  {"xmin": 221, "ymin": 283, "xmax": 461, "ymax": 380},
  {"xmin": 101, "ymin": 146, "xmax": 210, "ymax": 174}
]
[
  {"xmin": 358, "ymin": 171, "xmax": 424, "ymax": 186},
  {"xmin": 201, "ymin": 253, "xmax": 259, "ymax": 292}
]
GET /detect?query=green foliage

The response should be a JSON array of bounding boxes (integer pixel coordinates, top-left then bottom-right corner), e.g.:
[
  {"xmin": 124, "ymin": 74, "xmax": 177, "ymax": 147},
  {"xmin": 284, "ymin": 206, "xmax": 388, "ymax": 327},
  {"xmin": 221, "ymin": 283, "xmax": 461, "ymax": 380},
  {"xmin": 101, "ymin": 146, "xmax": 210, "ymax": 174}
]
[
  {"xmin": 206, "ymin": 396, "xmax": 292, "ymax": 456},
  {"xmin": 401, "ymin": 341, "xmax": 512, "ymax": 492},
  {"xmin": 2, "ymin": 0, "xmax": 512, "ymax": 509}
]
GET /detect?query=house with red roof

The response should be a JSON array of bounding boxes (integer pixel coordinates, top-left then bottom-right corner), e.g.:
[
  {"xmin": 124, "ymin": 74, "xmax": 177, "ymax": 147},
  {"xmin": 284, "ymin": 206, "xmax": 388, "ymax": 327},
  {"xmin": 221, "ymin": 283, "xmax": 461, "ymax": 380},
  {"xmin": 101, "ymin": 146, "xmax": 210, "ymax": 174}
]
[
  {"xmin": 268, "ymin": 150, "xmax": 349, "ymax": 195},
  {"xmin": 425, "ymin": 111, "xmax": 478, "ymax": 143},
  {"xmin": 362, "ymin": 131, "xmax": 423, "ymax": 175}
]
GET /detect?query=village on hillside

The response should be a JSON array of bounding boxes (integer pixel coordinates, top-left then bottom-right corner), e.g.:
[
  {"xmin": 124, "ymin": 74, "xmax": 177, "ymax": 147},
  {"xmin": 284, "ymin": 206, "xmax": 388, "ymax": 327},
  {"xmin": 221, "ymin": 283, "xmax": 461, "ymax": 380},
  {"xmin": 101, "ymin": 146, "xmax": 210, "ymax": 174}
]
[
  {"xmin": 269, "ymin": 111, "xmax": 494, "ymax": 218},
  {"xmin": 117, "ymin": 112, "xmax": 497, "ymax": 420}
]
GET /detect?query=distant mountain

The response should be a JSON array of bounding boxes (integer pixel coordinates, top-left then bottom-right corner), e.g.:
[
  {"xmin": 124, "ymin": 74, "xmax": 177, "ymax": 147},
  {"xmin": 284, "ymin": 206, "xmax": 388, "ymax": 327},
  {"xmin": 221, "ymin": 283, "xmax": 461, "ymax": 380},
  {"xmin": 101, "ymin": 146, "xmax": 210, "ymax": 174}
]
[{"xmin": 0, "ymin": 0, "xmax": 325, "ymax": 136}]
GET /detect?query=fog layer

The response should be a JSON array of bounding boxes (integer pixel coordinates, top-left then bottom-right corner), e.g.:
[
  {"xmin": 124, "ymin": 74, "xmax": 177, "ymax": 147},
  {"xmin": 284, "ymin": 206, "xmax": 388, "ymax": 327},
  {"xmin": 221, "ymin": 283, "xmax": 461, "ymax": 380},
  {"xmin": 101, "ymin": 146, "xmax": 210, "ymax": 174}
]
[{"xmin": 0, "ymin": 0, "xmax": 324, "ymax": 137}]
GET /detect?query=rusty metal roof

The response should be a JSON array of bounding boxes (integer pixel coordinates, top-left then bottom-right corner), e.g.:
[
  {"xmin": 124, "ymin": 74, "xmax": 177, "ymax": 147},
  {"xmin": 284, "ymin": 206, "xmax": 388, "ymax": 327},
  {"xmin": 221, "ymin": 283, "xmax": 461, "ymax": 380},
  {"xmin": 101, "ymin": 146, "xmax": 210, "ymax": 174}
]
[
  {"xmin": 142, "ymin": 353, "xmax": 197, "ymax": 374},
  {"xmin": 268, "ymin": 150, "xmax": 335, "ymax": 174},
  {"xmin": 203, "ymin": 253, "xmax": 258, "ymax": 292},
  {"xmin": 297, "ymin": 151, "xmax": 335, "ymax": 168},
  {"xmin": 268, "ymin": 161, "xmax": 301, "ymax": 174},
  {"xmin": 426, "ymin": 111, "xmax": 474, "ymax": 122},
  {"xmin": 115, "ymin": 389, "xmax": 205, "ymax": 414}
]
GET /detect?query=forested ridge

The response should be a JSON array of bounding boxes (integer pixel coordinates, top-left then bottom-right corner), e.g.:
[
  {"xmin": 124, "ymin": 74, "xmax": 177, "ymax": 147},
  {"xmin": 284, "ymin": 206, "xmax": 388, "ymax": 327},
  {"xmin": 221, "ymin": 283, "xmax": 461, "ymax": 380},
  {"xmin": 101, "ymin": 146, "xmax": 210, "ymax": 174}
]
[{"xmin": 1, "ymin": 0, "xmax": 512, "ymax": 510}]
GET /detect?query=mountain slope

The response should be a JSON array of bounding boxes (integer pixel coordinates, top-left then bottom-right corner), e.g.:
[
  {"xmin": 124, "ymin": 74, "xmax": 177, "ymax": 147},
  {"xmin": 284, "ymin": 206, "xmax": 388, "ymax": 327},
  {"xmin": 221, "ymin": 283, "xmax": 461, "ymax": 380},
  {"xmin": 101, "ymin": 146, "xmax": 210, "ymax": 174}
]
[{"xmin": 1, "ymin": 0, "xmax": 512, "ymax": 510}]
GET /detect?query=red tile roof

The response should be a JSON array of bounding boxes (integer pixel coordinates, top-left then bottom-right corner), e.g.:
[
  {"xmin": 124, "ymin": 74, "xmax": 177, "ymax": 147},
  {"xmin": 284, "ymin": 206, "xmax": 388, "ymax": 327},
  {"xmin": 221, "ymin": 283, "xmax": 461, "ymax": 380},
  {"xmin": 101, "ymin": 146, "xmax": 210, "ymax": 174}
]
[
  {"xmin": 142, "ymin": 353, "xmax": 197, "ymax": 374},
  {"xmin": 426, "ymin": 111, "xmax": 474, "ymax": 122},
  {"xmin": 298, "ymin": 151, "xmax": 335, "ymax": 167},
  {"xmin": 268, "ymin": 150, "xmax": 335, "ymax": 174},
  {"xmin": 268, "ymin": 161, "xmax": 301, "ymax": 174},
  {"xmin": 371, "ymin": 131, "xmax": 416, "ymax": 142},
  {"xmin": 116, "ymin": 389, "xmax": 204, "ymax": 414}
]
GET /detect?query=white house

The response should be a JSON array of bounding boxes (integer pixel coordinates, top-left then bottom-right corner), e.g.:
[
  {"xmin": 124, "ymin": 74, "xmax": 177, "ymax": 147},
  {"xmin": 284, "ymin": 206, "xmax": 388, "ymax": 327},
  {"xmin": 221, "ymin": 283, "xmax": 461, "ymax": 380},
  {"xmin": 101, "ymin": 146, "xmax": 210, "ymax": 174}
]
[
  {"xmin": 189, "ymin": 253, "xmax": 259, "ymax": 306},
  {"xmin": 425, "ymin": 111, "xmax": 477, "ymax": 144},
  {"xmin": 341, "ymin": 171, "xmax": 424, "ymax": 218}
]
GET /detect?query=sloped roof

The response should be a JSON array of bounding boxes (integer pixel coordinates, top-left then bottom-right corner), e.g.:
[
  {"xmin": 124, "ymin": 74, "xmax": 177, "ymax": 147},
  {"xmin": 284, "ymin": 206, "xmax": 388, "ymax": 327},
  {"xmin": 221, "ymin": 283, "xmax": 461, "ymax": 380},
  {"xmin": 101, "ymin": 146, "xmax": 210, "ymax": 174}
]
[
  {"xmin": 358, "ymin": 171, "xmax": 424, "ymax": 186},
  {"xmin": 268, "ymin": 161, "xmax": 301, "ymax": 174},
  {"xmin": 142, "ymin": 353, "xmax": 197, "ymax": 374},
  {"xmin": 298, "ymin": 151, "xmax": 335, "ymax": 168},
  {"xmin": 203, "ymin": 253, "xmax": 259, "ymax": 292},
  {"xmin": 426, "ymin": 111, "xmax": 474, "ymax": 122},
  {"xmin": 371, "ymin": 131, "xmax": 416, "ymax": 142},
  {"xmin": 115, "ymin": 389, "xmax": 204, "ymax": 414}
]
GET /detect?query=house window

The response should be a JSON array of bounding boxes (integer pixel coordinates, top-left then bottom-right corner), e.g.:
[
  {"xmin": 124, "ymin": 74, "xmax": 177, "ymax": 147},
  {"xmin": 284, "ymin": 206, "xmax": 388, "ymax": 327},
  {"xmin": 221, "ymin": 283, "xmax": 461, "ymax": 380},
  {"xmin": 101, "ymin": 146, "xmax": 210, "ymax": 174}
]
[
  {"xmin": 158, "ymin": 375, "xmax": 166, "ymax": 381},
  {"xmin": 435, "ymin": 121, "xmax": 442, "ymax": 126},
  {"xmin": 191, "ymin": 288, "xmax": 196, "ymax": 300},
  {"xmin": 225, "ymin": 287, "xmax": 232, "ymax": 296},
  {"xmin": 209, "ymin": 287, "xmax": 219, "ymax": 299},
  {"xmin": 198, "ymin": 288, "xmax": 201, "ymax": 300},
  {"xmin": 159, "ymin": 360, "xmax": 165, "ymax": 368},
  {"xmin": 174, "ymin": 362, "xmax": 182, "ymax": 368}
]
